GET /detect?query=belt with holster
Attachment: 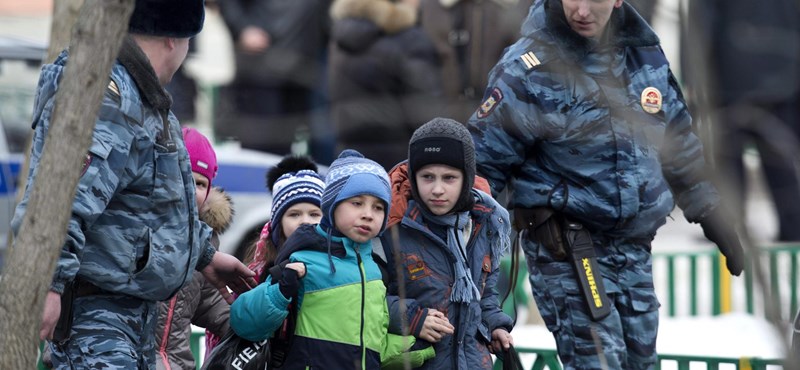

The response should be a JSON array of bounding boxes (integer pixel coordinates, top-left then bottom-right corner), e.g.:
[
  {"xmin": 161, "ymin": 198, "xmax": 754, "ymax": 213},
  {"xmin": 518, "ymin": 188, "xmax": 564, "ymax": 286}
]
[{"xmin": 515, "ymin": 207, "xmax": 611, "ymax": 321}]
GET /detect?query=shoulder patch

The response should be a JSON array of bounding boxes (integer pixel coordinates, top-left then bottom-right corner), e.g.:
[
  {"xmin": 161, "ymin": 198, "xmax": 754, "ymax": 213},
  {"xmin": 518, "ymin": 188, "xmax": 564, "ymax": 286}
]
[
  {"xmin": 107, "ymin": 80, "xmax": 120, "ymax": 97},
  {"xmin": 519, "ymin": 51, "xmax": 541, "ymax": 70},
  {"xmin": 476, "ymin": 87, "xmax": 504, "ymax": 119},
  {"xmin": 640, "ymin": 87, "xmax": 662, "ymax": 114}
]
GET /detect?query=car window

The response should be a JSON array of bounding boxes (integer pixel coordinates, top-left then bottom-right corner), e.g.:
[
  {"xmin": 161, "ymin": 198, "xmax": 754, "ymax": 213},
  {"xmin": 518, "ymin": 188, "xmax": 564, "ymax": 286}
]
[{"xmin": 0, "ymin": 57, "xmax": 40, "ymax": 154}]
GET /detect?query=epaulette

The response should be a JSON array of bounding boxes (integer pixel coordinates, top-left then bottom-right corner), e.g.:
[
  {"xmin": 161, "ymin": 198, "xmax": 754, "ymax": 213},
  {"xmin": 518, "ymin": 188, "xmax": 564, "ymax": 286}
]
[
  {"xmin": 107, "ymin": 80, "xmax": 120, "ymax": 96},
  {"xmin": 519, "ymin": 51, "xmax": 541, "ymax": 70}
]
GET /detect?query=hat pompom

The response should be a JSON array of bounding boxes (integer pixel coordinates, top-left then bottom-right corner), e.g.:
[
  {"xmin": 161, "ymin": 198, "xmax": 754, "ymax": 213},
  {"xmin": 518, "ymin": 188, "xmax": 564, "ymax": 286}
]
[
  {"xmin": 267, "ymin": 156, "xmax": 325, "ymax": 238},
  {"xmin": 337, "ymin": 149, "xmax": 364, "ymax": 159},
  {"xmin": 267, "ymin": 155, "xmax": 319, "ymax": 193}
]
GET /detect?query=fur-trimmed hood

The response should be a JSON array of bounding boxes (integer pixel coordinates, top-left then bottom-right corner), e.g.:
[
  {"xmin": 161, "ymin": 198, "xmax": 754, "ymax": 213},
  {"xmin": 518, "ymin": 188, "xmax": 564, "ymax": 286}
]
[
  {"xmin": 330, "ymin": 0, "xmax": 418, "ymax": 53},
  {"xmin": 331, "ymin": 0, "xmax": 417, "ymax": 34},
  {"xmin": 199, "ymin": 187, "xmax": 234, "ymax": 234}
]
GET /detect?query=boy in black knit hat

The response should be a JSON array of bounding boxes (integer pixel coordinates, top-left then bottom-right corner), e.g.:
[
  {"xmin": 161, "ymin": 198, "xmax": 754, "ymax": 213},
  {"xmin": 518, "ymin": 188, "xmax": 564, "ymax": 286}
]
[{"xmin": 380, "ymin": 117, "xmax": 515, "ymax": 369}]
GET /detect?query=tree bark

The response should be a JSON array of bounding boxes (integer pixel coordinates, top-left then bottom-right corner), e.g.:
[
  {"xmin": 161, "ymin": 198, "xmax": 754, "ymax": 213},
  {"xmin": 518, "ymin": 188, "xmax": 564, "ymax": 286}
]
[
  {"xmin": 47, "ymin": 0, "xmax": 85, "ymax": 63},
  {"xmin": 0, "ymin": 0, "xmax": 134, "ymax": 368},
  {"xmin": 8, "ymin": 0, "xmax": 87, "ymax": 252}
]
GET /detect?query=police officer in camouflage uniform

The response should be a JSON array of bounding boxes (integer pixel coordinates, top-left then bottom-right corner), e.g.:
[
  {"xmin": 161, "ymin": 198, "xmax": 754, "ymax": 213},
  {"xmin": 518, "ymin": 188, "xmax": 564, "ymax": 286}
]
[
  {"xmin": 467, "ymin": 0, "xmax": 745, "ymax": 368},
  {"xmin": 11, "ymin": 1, "xmax": 256, "ymax": 369}
]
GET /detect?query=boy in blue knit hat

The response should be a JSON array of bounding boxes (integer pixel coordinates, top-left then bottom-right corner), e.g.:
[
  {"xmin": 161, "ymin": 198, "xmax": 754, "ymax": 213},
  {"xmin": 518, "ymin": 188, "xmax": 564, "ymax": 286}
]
[{"xmin": 230, "ymin": 149, "xmax": 435, "ymax": 369}]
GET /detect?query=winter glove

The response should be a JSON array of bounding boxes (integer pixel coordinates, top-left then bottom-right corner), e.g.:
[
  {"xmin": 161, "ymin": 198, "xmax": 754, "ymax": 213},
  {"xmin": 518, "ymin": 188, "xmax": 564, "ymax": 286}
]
[
  {"xmin": 699, "ymin": 206, "xmax": 745, "ymax": 276},
  {"xmin": 278, "ymin": 267, "xmax": 300, "ymax": 299}
]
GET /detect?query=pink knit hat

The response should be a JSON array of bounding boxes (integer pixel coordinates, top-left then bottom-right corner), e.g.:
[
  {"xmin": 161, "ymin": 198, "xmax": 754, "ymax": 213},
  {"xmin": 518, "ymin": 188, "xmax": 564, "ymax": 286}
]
[{"xmin": 181, "ymin": 127, "xmax": 218, "ymax": 185}]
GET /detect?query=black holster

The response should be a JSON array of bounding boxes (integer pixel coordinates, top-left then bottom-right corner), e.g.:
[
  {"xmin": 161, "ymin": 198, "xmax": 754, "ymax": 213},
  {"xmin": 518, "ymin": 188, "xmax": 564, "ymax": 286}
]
[
  {"xmin": 513, "ymin": 208, "xmax": 567, "ymax": 260},
  {"xmin": 52, "ymin": 282, "xmax": 76, "ymax": 342},
  {"xmin": 515, "ymin": 208, "xmax": 611, "ymax": 321}
]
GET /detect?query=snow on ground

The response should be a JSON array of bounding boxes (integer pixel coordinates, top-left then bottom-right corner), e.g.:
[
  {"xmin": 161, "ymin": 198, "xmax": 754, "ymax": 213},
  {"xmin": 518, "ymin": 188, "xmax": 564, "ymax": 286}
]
[{"xmin": 510, "ymin": 313, "xmax": 788, "ymax": 369}]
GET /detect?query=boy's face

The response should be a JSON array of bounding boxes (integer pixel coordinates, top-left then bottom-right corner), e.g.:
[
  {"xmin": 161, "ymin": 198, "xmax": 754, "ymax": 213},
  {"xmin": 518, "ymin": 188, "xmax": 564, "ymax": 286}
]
[
  {"xmin": 333, "ymin": 195, "xmax": 386, "ymax": 243},
  {"xmin": 282, "ymin": 202, "xmax": 323, "ymax": 239},
  {"xmin": 415, "ymin": 164, "xmax": 464, "ymax": 216},
  {"xmin": 192, "ymin": 172, "xmax": 210, "ymax": 207},
  {"xmin": 562, "ymin": 0, "xmax": 623, "ymax": 40}
]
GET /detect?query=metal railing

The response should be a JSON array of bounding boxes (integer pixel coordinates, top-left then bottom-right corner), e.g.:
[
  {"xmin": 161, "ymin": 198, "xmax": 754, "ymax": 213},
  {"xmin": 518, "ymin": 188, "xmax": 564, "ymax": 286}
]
[
  {"xmin": 491, "ymin": 348, "xmax": 785, "ymax": 370},
  {"xmin": 656, "ymin": 244, "xmax": 800, "ymax": 320}
]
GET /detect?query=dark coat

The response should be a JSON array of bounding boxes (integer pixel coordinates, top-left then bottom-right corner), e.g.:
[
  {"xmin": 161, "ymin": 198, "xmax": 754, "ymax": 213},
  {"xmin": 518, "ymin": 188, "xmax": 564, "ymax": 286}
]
[
  {"xmin": 328, "ymin": 0, "xmax": 444, "ymax": 169},
  {"xmin": 219, "ymin": 0, "xmax": 331, "ymax": 87},
  {"xmin": 419, "ymin": 0, "xmax": 532, "ymax": 122}
]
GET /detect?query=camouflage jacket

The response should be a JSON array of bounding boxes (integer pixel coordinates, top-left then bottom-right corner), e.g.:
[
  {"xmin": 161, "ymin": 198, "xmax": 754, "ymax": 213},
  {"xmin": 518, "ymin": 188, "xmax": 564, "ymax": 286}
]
[
  {"xmin": 12, "ymin": 46, "xmax": 215, "ymax": 300},
  {"xmin": 468, "ymin": 0, "xmax": 719, "ymax": 238}
]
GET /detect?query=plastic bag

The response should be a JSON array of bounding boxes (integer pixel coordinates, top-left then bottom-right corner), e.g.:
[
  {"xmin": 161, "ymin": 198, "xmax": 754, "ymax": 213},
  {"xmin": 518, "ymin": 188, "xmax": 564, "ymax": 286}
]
[
  {"xmin": 201, "ymin": 330, "xmax": 269, "ymax": 370},
  {"xmin": 499, "ymin": 345, "xmax": 524, "ymax": 370}
]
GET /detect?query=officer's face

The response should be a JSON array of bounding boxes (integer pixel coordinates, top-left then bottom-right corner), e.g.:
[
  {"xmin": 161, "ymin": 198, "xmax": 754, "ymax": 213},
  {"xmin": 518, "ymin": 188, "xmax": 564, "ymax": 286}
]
[
  {"xmin": 562, "ymin": 0, "xmax": 623, "ymax": 40},
  {"xmin": 163, "ymin": 37, "xmax": 190, "ymax": 85}
]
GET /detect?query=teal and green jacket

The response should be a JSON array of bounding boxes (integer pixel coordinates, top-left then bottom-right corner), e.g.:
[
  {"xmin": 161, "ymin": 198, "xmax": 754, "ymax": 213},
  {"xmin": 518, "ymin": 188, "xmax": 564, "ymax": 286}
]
[{"xmin": 230, "ymin": 224, "xmax": 433, "ymax": 369}]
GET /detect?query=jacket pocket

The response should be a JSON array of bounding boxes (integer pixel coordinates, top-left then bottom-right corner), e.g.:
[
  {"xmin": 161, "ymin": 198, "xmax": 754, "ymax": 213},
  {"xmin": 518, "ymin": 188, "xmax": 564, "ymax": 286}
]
[
  {"xmin": 77, "ymin": 139, "xmax": 112, "ymax": 193},
  {"xmin": 627, "ymin": 286, "xmax": 660, "ymax": 313},
  {"xmin": 151, "ymin": 144, "xmax": 182, "ymax": 204},
  {"xmin": 74, "ymin": 334, "xmax": 136, "ymax": 365}
]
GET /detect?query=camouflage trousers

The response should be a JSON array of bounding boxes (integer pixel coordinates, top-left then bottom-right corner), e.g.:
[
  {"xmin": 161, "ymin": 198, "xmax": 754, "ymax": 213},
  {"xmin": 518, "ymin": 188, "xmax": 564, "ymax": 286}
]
[
  {"xmin": 49, "ymin": 293, "xmax": 158, "ymax": 369},
  {"xmin": 523, "ymin": 235, "xmax": 660, "ymax": 370}
]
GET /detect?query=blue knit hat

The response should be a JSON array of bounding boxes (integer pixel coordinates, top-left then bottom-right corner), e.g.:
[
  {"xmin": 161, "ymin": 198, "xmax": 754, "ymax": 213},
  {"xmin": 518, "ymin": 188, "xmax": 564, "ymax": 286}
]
[
  {"xmin": 321, "ymin": 149, "xmax": 391, "ymax": 235},
  {"xmin": 269, "ymin": 169, "xmax": 325, "ymax": 236}
]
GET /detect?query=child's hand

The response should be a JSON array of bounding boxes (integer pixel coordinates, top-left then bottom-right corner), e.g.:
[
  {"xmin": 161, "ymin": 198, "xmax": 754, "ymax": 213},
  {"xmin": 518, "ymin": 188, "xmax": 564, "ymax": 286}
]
[
  {"xmin": 490, "ymin": 328, "xmax": 513, "ymax": 353},
  {"xmin": 418, "ymin": 308, "xmax": 454, "ymax": 343},
  {"xmin": 285, "ymin": 262, "xmax": 306, "ymax": 278}
]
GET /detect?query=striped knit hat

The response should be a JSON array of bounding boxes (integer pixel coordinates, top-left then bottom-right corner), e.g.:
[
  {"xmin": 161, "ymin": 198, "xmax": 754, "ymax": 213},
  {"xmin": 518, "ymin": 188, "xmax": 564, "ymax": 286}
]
[
  {"xmin": 268, "ymin": 158, "xmax": 325, "ymax": 240},
  {"xmin": 320, "ymin": 149, "xmax": 391, "ymax": 235}
]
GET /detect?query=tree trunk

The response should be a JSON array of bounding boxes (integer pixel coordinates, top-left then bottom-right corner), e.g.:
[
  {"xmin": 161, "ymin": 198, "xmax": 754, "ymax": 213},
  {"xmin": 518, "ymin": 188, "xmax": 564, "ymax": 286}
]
[
  {"xmin": 8, "ymin": 0, "xmax": 87, "ymax": 252},
  {"xmin": 47, "ymin": 0, "xmax": 85, "ymax": 63},
  {"xmin": 0, "ymin": 1, "xmax": 134, "ymax": 368}
]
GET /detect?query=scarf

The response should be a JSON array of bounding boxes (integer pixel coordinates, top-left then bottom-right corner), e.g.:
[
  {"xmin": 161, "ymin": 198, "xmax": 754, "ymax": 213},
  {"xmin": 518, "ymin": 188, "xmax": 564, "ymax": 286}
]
[{"xmin": 417, "ymin": 202, "xmax": 481, "ymax": 303}]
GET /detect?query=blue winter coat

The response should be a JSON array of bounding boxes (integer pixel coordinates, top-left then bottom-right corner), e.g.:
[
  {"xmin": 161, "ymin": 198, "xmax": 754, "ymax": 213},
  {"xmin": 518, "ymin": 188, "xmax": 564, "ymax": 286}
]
[
  {"xmin": 230, "ymin": 224, "xmax": 434, "ymax": 370},
  {"xmin": 380, "ymin": 179, "xmax": 513, "ymax": 369},
  {"xmin": 12, "ymin": 48, "xmax": 215, "ymax": 299},
  {"xmin": 467, "ymin": 0, "xmax": 720, "ymax": 238}
]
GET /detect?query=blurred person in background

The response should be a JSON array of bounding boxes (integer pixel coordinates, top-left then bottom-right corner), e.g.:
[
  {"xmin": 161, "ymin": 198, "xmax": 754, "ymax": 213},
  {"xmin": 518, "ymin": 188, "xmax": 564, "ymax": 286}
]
[
  {"xmin": 418, "ymin": 0, "xmax": 532, "ymax": 123},
  {"xmin": 328, "ymin": 0, "xmax": 444, "ymax": 170},
  {"xmin": 216, "ymin": 0, "xmax": 332, "ymax": 157},
  {"xmin": 685, "ymin": 0, "xmax": 800, "ymax": 242}
]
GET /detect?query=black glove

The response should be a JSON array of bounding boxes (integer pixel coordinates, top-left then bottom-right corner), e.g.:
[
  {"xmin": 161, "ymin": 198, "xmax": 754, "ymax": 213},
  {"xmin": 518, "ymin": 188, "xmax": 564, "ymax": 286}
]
[
  {"xmin": 699, "ymin": 206, "xmax": 745, "ymax": 276},
  {"xmin": 278, "ymin": 267, "xmax": 300, "ymax": 299}
]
